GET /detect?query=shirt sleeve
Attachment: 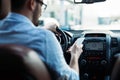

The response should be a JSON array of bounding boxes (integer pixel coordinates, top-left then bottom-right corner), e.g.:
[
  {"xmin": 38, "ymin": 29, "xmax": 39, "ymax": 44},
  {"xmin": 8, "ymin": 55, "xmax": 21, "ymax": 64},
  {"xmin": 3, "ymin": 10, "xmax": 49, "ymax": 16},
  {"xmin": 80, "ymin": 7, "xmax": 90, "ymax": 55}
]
[{"xmin": 44, "ymin": 30, "xmax": 80, "ymax": 80}]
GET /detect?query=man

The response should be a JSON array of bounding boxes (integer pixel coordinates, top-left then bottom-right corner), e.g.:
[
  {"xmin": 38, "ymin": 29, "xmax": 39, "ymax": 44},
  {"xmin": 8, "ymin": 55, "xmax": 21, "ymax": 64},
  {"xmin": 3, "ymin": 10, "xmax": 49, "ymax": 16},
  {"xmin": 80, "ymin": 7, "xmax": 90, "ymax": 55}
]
[{"xmin": 0, "ymin": 0, "xmax": 83, "ymax": 80}]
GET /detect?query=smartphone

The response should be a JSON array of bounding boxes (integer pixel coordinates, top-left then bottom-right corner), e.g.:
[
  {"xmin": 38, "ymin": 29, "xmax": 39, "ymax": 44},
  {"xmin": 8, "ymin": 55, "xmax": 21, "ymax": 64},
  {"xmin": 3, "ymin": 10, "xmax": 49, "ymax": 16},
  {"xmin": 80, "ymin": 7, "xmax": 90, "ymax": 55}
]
[{"xmin": 76, "ymin": 37, "xmax": 85, "ymax": 46}]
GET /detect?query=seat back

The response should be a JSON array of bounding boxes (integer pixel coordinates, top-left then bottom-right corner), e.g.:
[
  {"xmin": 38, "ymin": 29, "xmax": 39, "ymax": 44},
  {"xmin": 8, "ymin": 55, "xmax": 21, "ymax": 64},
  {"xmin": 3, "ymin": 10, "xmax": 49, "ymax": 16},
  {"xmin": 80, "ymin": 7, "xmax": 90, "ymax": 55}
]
[
  {"xmin": 0, "ymin": 44, "xmax": 51, "ymax": 80},
  {"xmin": 111, "ymin": 56, "xmax": 120, "ymax": 80}
]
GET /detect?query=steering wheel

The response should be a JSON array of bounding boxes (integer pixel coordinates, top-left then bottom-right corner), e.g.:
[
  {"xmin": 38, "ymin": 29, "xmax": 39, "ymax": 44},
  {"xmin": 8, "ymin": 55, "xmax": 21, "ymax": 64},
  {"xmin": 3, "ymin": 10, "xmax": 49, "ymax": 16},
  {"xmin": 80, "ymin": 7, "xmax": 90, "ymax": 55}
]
[{"xmin": 55, "ymin": 27, "xmax": 68, "ymax": 52}]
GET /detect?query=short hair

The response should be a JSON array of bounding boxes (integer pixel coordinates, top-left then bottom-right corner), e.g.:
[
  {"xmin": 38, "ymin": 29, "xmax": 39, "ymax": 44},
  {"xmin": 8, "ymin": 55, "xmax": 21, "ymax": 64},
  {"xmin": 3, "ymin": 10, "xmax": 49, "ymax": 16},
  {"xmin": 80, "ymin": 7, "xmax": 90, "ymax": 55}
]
[{"xmin": 11, "ymin": 0, "xmax": 27, "ymax": 11}]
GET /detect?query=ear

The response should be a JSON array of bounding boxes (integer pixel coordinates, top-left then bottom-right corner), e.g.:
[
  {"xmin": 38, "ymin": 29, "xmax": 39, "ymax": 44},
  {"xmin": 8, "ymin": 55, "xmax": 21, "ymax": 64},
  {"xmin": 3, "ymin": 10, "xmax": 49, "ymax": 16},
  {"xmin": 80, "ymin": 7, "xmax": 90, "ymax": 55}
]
[{"xmin": 28, "ymin": 0, "xmax": 36, "ymax": 11}]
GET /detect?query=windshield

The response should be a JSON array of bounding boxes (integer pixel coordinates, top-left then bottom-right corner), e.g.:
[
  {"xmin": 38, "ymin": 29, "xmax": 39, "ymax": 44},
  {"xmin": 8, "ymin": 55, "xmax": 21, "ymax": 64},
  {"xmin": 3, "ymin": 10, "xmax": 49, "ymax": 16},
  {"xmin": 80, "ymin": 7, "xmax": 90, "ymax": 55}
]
[{"xmin": 39, "ymin": 0, "xmax": 120, "ymax": 30}]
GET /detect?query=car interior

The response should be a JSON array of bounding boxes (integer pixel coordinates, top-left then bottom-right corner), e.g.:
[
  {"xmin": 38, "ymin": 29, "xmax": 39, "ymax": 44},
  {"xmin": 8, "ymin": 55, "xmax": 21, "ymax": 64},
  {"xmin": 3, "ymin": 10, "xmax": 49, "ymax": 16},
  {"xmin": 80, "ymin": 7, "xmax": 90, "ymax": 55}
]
[
  {"xmin": 1, "ymin": 0, "xmax": 120, "ymax": 80},
  {"xmin": 44, "ymin": 0, "xmax": 120, "ymax": 80}
]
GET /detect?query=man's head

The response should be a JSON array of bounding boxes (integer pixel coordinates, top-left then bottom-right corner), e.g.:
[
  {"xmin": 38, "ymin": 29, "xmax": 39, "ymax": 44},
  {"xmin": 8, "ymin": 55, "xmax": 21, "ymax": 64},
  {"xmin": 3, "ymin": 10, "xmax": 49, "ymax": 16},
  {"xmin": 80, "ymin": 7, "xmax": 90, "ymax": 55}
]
[
  {"xmin": 11, "ymin": 0, "xmax": 47, "ymax": 26},
  {"xmin": 0, "ymin": 0, "xmax": 10, "ymax": 20}
]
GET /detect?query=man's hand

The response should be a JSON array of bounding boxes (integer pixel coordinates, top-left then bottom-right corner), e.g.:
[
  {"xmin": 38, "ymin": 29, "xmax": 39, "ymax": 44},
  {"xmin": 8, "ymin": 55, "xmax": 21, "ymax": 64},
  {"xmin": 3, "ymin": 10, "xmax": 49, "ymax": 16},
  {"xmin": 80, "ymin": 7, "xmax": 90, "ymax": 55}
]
[
  {"xmin": 44, "ymin": 22, "xmax": 60, "ymax": 34},
  {"xmin": 67, "ymin": 38, "xmax": 84, "ymax": 74},
  {"xmin": 68, "ymin": 38, "xmax": 83, "ymax": 59}
]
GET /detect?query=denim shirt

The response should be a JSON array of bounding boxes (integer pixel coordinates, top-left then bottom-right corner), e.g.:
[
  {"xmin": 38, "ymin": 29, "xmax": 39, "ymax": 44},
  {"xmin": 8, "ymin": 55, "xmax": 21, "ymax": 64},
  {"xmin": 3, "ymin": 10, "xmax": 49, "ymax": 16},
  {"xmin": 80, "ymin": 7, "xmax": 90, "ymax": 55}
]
[{"xmin": 0, "ymin": 12, "xmax": 79, "ymax": 80}]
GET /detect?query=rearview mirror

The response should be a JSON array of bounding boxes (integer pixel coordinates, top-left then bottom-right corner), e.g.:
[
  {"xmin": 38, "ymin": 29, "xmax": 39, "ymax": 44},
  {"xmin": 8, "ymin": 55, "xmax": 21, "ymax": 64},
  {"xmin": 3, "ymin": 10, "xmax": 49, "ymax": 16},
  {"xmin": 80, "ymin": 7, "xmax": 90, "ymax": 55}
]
[{"xmin": 74, "ymin": 0, "xmax": 106, "ymax": 4}]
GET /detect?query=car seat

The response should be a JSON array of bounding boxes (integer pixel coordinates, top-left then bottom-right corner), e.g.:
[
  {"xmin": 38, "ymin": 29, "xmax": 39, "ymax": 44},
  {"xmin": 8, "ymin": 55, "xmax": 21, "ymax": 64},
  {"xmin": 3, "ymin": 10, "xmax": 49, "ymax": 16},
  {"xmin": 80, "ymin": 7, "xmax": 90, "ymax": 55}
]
[{"xmin": 0, "ymin": 44, "xmax": 51, "ymax": 80}]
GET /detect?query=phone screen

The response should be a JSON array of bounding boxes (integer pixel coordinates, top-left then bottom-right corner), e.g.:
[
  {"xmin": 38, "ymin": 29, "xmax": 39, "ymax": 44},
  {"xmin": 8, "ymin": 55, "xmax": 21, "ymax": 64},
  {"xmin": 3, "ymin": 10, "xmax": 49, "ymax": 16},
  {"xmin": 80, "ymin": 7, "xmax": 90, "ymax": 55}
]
[{"xmin": 76, "ymin": 38, "xmax": 85, "ymax": 46}]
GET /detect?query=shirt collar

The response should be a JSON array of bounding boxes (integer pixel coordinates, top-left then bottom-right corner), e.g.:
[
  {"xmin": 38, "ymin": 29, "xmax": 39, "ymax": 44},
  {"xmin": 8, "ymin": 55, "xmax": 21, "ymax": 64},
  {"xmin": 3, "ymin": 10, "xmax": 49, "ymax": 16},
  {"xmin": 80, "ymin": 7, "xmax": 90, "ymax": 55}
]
[{"xmin": 7, "ymin": 12, "xmax": 34, "ymax": 26}]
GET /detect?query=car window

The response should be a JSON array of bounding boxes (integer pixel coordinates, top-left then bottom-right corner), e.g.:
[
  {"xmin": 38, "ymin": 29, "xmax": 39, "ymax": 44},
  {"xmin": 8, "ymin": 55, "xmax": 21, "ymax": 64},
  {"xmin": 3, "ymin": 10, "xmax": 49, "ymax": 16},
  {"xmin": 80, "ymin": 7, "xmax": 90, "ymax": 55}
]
[{"xmin": 39, "ymin": 0, "xmax": 120, "ymax": 30}]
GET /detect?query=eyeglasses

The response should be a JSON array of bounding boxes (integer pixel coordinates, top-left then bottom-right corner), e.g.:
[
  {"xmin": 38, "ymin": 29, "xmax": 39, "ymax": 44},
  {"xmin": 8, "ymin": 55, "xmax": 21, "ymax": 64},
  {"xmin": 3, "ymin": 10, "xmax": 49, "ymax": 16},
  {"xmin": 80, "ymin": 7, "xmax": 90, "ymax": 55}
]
[{"xmin": 36, "ymin": 0, "xmax": 47, "ymax": 11}]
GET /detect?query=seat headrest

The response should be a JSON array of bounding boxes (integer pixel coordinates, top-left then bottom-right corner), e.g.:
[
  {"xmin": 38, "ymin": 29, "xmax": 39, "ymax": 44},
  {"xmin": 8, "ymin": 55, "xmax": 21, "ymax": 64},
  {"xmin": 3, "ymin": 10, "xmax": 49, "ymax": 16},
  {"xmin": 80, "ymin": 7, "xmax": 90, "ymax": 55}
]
[
  {"xmin": 0, "ymin": 0, "xmax": 10, "ymax": 19},
  {"xmin": 0, "ymin": 44, "xmax": 51, "ymax": 80}
]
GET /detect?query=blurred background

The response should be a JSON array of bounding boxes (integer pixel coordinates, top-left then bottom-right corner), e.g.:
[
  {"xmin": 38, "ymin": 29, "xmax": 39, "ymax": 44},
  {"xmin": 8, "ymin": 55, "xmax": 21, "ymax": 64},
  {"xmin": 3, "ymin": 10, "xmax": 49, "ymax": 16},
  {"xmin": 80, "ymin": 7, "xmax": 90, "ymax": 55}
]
[{"xmin": 39, "ymin": 0, "xmax": 120, "ymax": 30}]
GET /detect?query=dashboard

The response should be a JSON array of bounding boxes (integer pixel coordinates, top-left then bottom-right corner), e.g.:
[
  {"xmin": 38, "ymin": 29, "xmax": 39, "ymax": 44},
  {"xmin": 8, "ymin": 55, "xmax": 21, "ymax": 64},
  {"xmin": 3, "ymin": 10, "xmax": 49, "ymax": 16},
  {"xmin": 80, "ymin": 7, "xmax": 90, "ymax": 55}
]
[
  {"xmin": 63, "ymin": 30, "xmax": 120, "ymax": 80},
  {"xmin": 80, "ymin": 32, "xmax": 111, "ymax": 80}
]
